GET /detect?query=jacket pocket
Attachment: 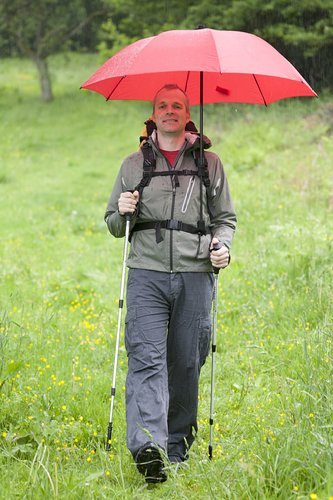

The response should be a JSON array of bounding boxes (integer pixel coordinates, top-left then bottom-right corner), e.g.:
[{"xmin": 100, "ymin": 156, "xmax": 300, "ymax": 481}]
[
  {"xmin": 198, "ymin": 315, "xmax": 212, "ymax": 367},
  {"xmin": 124, "ymin": 306, "xmax": 138, "ymax": 354},
  {"xmin": 181, "ymin": 176, "xmax": 196, "ymax": 213},
  {"xmin": 188, "ymin": 314, "xmax": 212, "ymax": 368}
]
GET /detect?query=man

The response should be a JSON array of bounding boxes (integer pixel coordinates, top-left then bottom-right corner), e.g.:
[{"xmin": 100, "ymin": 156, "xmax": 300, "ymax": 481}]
[{"xmin": 105, "ymin": 84, "xmax": 236, "ymax": 483}]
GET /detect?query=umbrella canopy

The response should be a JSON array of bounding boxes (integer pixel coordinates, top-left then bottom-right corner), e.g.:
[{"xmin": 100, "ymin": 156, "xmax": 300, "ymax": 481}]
[{"xmin": 81, "ymin": 28, "xmax": 316, "ymax": 106}]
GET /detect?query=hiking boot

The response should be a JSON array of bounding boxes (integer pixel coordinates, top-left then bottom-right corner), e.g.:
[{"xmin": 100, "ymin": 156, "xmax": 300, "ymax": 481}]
[{"xmin": 135, "ymin": 443, "xmax": 167, "ymax": 484}]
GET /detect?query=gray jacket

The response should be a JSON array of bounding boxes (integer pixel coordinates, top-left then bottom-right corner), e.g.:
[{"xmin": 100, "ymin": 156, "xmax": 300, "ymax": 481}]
[{"xmin": 105, "ymin": 131, "xmax": 236, "ymax": 273}]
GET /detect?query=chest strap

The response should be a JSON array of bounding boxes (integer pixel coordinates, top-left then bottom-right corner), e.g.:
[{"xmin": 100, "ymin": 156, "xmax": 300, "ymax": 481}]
[{"xmin": 130, "ymin": 219, "xmax": 209, "ymax": 244}]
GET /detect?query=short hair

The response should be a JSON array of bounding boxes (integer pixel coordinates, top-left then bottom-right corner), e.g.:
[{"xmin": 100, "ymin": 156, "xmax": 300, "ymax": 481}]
[{"xmin": 153, "ymin": 84, "xmax": 190, "ymax": 112}]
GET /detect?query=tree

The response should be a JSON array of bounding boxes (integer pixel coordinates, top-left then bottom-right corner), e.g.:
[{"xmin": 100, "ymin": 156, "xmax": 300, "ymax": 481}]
[
  {"xmin": 184, "ymin": 0, "xmax": 233, "ymax": 30},
  {"xmin": 98, "ymin": 0, "xmax": 199, "ymax": 59},
  {"xmin": 0, "ymin": 0, "xmax": 108, "ymax": 101},
  {"xmin": 257, "ymin": 0, "xmax": 333, "ymax": 88}
]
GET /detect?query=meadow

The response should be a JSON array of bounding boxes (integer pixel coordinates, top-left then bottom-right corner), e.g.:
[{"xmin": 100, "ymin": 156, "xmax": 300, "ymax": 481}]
[{"xmin": 0, "ymin": 53, "xmax": 332, "ymax": 499}]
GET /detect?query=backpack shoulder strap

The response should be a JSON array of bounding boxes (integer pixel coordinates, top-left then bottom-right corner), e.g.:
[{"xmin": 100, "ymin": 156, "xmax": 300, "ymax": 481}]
[
  {"xmin": 135, "ymin": 141, "xmax": 156, "ymax": 195},
  {"xmin": 193, "ymin": 149, "xmax": 210, "ymax": 188}
]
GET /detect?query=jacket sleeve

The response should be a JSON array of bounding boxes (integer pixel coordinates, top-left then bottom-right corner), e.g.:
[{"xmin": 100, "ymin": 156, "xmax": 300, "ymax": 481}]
[
  {"xmin": 207, "ymin": 153, "xmax": 237, "ymax": 249},
  {"xmin": 104, "ymin": 160, "xmax": 139, "ymax": 238}
]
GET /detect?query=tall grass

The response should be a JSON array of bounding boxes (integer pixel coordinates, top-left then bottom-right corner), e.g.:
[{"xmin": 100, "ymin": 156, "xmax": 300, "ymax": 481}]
[{"xmin": 0, "ymin": 53, "xmax": 332, "ymax": 499}]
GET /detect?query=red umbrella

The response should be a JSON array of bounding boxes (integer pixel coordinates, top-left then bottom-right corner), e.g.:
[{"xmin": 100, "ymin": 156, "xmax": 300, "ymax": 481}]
[
  {"xmin": 81, "ymin": 28, "xmax": 316, "ymax": 105},
  {"xmin": 81, "ymin": 28, "xmax": 316, "ymax": 163}
]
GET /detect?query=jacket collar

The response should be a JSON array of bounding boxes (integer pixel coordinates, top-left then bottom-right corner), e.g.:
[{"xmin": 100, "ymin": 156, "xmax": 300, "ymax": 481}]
[{"xmin": 149, "ymin": 130, "xmax": 211, "ymax": 155}]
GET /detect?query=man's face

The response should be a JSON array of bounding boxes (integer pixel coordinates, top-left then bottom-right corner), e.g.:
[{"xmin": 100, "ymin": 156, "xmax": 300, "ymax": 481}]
[{"xmin": 152, "ymin": 88, "xmax": 190, "ymax": 137}]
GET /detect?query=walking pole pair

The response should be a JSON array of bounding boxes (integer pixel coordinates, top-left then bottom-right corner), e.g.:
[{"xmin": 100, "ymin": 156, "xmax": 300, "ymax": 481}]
[
  {"xmin": 106, "ymin": 214, "xmax": 131, "ymax": 451},
  {"xmin": 209, "ymin": 242, "xmax": 223, "ymax": 460}
]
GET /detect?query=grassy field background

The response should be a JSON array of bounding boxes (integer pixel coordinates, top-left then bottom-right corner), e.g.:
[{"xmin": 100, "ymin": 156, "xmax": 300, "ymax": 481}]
[{"xmin": 0, "ymin": 53, "xmax": 332, "ymax": 499}]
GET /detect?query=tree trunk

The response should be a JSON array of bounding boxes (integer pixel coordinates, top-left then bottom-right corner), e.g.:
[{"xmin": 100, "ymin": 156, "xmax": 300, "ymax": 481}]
[{"xmin": 34, "ymin": 56, "xmax": 53, "ymax": 102}]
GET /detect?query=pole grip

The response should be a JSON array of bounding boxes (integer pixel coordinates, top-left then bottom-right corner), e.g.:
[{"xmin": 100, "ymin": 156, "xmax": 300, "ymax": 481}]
[
  {"xmin": 124, "ymin": 189, "xmax": 137, "ymax": 222},
  {"xmin": 210, "ymin": 241, "xmax": 223, "ymax": 274}
]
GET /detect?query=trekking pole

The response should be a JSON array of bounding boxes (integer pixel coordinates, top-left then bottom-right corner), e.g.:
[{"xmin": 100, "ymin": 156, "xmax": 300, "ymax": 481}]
[
  {"xmin": 106, "ymin": 214, "xmax": 131, "ymax": 451},
  {"xmin": 209, "ymin": 242, "xmax": 223, "ymax": 460}
]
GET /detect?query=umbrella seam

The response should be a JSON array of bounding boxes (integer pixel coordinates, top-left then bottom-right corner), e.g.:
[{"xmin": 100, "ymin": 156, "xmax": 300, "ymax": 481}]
[
  {"xmin": 252, "ymin": 74, "xmax": 268, "ymax": 106},
  {"xmin": 106, "ymin": 76, "xmax": 126, "ymax": 101},
  {"xmin": 209, "ymin": 29, "xmax": 222, "ymax": 74},
  {"xmin": 184, "ymin": 71, "xmax": 190, "ymax": 94}
]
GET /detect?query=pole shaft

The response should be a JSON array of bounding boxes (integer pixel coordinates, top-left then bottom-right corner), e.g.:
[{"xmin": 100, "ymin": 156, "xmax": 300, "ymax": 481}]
[
  {"xmin": 209, "ymin": 273, "xmax": 219, "ymax": 459},
  {"xmin": 106, "ymin": 216, "xmax": 131, "ymax": 450}
]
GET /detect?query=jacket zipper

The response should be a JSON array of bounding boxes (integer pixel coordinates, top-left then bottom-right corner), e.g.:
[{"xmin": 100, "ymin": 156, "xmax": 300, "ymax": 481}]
[
  {"xmin": 162, "ymin": 146, "xmax": 185, "ymax": 273},
  {"xmin": 169, "ymin": 150, "xmax": 185, "ymax": 273}
]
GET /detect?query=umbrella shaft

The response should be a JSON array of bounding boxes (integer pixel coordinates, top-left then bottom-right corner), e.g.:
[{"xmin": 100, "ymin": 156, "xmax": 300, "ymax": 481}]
[{"xmin": 200, "ymin": 71, "xmax": 204, "ymax": 163}]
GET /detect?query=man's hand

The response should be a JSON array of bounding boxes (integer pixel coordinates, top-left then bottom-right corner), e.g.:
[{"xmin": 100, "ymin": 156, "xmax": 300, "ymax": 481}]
[
  {"xmin": 210, "ymin": 237, "xmax": 230, "ymax": 269},
  {"xmin": 118, "ymin": 190, "xmax": 139, "ymax": 216}
]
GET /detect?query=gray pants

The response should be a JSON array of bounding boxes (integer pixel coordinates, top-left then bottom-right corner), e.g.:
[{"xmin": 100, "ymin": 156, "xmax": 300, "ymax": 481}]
[{"xmin": 124, "ymin": 269, "xmax": 214, "ymax": 461}]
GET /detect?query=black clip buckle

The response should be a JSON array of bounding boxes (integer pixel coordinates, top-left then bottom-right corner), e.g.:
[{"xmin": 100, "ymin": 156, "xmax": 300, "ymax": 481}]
[{"xmin": 167, "ymin": 219, "xmax": 181, "ymax": 231}]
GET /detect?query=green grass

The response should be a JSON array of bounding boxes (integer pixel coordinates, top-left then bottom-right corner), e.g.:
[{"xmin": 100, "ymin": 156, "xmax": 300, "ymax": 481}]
[{"xmin": 0, "ymin": 53, "xmax": 332, "ymax": 499}]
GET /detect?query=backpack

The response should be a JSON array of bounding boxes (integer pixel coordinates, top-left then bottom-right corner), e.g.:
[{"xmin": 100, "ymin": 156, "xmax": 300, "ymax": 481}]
[{"xmin": 130, "ymin": 119, "xmax": 211, "ymax": 248}]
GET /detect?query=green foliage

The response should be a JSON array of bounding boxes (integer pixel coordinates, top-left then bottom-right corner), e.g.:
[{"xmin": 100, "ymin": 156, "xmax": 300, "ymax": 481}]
[
  {"xmin": 98, "ymin": 0, "xmax": 200, "ymax": 57},
  {"xmin": 97, "ymin": 18, "xmax": 136, "ymax": 59},
  {"xmin": 184, "ymin": 0, "xmax": 233, "ymax": 30},
  {"xmin": 260, "ymin": 0, "xmax": 333, "ymax": 58},
  {"xmin": 0, "ymin": 0, "xmax": 107, "ymax": 57},
  {"xmin": 0, "ymin": 54, "xmax": 332, "ymax": 498},
  {"xmin": 222, "ymin": 0, "xmax": 333, "ymax": 88}
]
